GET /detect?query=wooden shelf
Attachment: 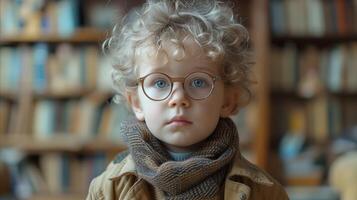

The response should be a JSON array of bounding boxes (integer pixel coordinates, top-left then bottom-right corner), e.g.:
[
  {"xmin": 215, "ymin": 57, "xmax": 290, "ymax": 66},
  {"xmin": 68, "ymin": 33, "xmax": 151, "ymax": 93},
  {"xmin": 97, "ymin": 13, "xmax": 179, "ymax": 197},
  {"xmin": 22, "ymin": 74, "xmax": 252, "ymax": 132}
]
[
  {"xmin": 82, "ymin": 138, "xmax": 127, "ymax": 152},
  {"xmin": 0, "ymin": 28, "xmax": 106, "ymax": 44},
  {"xmin": 271, "ymin": 89, "xmax": 357, "ymax": 100},
  {"xmin": 287, "ymin": 175, "xmax": 322, "ymax": 186},
  {"xmin": 270, "ymin": 90, "xmax": 311, "ymax": 101},
  {"xmin": 33, "ymin": 88, "xmax": 93, "ymax": 99},
  {"xmin": 28, "ymin": 193, "xmax": 85, "ymax": 200},
  {"xmin": 0, "ymin": 90, "xmax": 18, "ymax": 101},
  {"xmin": 0, "ymin": 89, "xmax": 114, "ymax": 101},
  {"xmin": 329, "ymin": 91, "xmax": 357, "ymax": 98},
  {"xmin": 31, "ymin": 89, "xmax": 114, "ymax": 102},
  {"xmin": 271, "ymin": 34, "xmax": 357, "ymax": 45},
  {"xmin": 32, "ymin": 88, "xmax": 94, "ymax": 99},
  {"xmin": 0, "ymin": 134, "xmax": 126, "ymax": 153}
]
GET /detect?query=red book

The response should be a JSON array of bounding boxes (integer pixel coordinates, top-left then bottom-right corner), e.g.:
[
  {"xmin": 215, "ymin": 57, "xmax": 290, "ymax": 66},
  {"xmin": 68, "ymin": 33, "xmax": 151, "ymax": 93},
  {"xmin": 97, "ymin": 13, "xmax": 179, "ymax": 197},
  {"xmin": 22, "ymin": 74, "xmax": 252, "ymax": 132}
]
[{"xmin": 335, "ymin": 0, "xmax": 348, "ymax": 35}]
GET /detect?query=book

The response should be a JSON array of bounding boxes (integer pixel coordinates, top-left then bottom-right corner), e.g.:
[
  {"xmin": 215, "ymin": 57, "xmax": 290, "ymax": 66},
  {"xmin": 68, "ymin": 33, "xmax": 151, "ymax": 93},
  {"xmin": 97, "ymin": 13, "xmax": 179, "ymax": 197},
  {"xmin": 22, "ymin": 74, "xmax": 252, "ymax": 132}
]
[
  {"xmin": 0, "ymin": 101, "xmax": 11, "ymax": 135},
  {"xmin": 40, "ymin": 153, "xmax": 62, "ymax": 193},
  {"xmin": 308, "ymin": 97, "xmax": 329, "ymax": 143},
  {"xmin": 328, "ymin": 46, "xmax": 345, "ymax": 92},
  {"xmin": 84, "ymin": 47, "xmax": 99, "ymax": 89},
  {"xmin": 97, "ymin": 105, "xmax": 114, "ymax": 137},
  {"xmin": 23, "ymin": 163, "xmax": 48, "ymax": 193},
  {"xmin": 345, "ymin": 43, "xmax": 357, "ymax": 92},
  {"xmin": 307, "ymin": 0, "xmax": 325, "ymax": 36},
  {"xmin": 97, "ymin": 56, "xmax": 114, "ymax": 91},
  {"xmin": 269, "ymin": 0, "xmax": 286, "ymax": 36},
  {"xmin": 328, "ymin": 98, "xmax": 342, "ymax": 138},
  {"xmin": 33, "ymin": 43, "xmax": 49, "ymax": 92},
  {"xmin": 298, "ymin": 46, "xmax": 322, "ymax": 98},
  {"xmin": 270, "ymin": 43, "xmax": 357, "ymax": 93},
  {"xmin": 335, "ymin": 0, "xmax": 348, "ymax": 35},
  {"xmin": 281, "ymin": 44, "xmax": 298, "ymax": 91},
  {"xmin": 0, "ymin": 47, "xmax": 12, "ymax": 91},
  {"xmin": 20, "ymin": 1, "xmax": 43, "ymax": 36},
  {"xmin": 77, "ymin": 99, "xmax": 101, "ymax": 137},
  {"xmin": 33, "ymin": 101, "xmax": 55, "ymax": 139},
  {"xmin": 86, "ymin": 2, "xmax": 121, "ymax": 30},
  {"xmin": 0, "ymin": 0, "xmax": 20, "ymax": 36},
  {"xmin": 57, "ymin": 0, "xmax": 79, "ymax": 37},
  {"xmin": 9, "ymin": 48, "xmax": 23, "ymax": 91},
  {"xmin": 343, "ymin": 100, "xmax": 357, "ymax": 131},
  {"xmin": 269, "ymin": 0, "xmax": 356, "ymax": 36}
]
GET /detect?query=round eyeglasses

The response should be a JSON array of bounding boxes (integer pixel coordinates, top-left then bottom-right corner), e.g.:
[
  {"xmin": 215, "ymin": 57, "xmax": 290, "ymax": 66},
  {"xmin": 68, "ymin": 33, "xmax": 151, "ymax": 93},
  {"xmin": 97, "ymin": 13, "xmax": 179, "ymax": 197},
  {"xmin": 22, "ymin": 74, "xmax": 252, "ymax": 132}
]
[{"xmin": 136, "ymin": 72, "xmax": 221, "ymax": 101}]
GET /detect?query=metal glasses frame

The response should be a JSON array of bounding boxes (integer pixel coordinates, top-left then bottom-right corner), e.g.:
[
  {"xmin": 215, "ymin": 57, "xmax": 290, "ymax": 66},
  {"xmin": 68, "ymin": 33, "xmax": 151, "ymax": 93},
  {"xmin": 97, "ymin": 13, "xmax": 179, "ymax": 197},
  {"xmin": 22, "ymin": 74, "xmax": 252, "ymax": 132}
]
[{"xmin": 137, "ymin": 71, "xmax": 221, "ymax": 101}]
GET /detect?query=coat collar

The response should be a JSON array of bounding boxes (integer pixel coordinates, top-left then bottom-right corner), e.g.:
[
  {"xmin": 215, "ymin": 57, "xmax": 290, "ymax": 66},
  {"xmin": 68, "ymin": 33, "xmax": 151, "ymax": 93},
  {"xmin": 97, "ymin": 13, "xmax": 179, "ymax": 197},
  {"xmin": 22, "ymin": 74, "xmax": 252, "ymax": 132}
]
[
  {"xmin": 108, "ymin": 154, "xmax": 136, "ymax": 180},
  {"xmin": 226, "ymin": 153, "xmax": 273, "ymax": 186},
  {"xmin": 108, "ymin": 153, "xmax": 273, "ymax": 186}
]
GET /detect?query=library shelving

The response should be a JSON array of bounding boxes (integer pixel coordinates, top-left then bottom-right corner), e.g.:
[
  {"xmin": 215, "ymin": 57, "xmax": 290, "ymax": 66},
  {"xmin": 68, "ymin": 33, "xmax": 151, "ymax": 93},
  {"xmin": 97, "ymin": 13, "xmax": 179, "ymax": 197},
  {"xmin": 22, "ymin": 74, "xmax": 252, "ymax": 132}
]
[
  {"xmin": 268, "ymin": 0, "xmax": 357, "ymax": 186},
  {"xmin": 0, "ymin": 0, "xmax": 130, "ymax": 199}
]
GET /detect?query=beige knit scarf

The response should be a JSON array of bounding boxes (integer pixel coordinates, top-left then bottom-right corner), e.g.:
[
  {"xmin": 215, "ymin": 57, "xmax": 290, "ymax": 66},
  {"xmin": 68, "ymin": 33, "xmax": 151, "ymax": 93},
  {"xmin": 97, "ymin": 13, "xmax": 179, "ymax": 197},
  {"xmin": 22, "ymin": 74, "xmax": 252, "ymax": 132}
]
[{"xmin": 120, "ymin": 117, "xmax": 239, "ymax": 200}]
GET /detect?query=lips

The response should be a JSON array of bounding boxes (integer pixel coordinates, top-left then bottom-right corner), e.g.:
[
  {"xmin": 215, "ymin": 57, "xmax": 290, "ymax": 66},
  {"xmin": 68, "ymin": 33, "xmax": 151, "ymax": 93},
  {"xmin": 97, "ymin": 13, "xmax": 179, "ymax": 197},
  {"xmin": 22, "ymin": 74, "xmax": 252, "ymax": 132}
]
[{"xmin": 167, "ymin": 116, "xmax": 192, "ymax": 125}]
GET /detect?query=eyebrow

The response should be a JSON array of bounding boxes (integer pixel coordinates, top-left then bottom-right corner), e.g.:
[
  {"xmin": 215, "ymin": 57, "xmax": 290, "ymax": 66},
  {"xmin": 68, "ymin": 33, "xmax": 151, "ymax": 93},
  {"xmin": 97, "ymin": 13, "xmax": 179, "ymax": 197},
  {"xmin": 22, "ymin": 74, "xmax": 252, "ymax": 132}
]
[
  {"xmin": 147, "ymin": 64, "xmax": 218, "ymax": 75},
  {"xmin": 193, "ymin": 66, "xmax": 218, "ymax": 74},
  {"xmin": 146, "ymin": 66, "xmax": 217, "ymax": 75}
]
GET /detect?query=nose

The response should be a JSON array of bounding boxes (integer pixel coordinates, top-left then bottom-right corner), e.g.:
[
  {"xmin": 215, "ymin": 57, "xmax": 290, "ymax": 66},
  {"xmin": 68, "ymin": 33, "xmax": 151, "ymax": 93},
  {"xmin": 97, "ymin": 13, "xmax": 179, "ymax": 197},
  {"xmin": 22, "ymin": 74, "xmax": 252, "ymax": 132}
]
[{"xmin": 168, "ymin": 83, "xmax": 190, "ymax": 107}]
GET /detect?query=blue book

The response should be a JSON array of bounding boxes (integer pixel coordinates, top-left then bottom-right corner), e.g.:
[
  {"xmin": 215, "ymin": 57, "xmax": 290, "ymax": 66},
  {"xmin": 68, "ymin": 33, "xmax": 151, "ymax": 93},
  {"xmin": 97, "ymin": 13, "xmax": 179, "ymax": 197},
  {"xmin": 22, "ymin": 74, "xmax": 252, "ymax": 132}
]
[
  {"xmin": 328, "ymin": 46, "xmax": 343, "ymax": 92},
  {"xmin": 33, "ymin": 43, "xmax": 49, "ymax": 92},
  {"xmin": 61, "ymin": 155, "xmax": 70, "ymax": 192},
  {"xmin": 57, "ymin": 0, "xmax": 79, "ymax": 37},
  {"xmin": 270, "ymin": 0, "xmax": 285, "ymax": 35},
  {"xmin": 0, "ymin": 0, "xmax": 20, "ymax": 35},
  {"xmin": 34, "ymin": 101, "xmax": 55, "ymax": 138},
  {"xmin": 9, "ymin": 48, "xmax": 23, "ymax": 91}
]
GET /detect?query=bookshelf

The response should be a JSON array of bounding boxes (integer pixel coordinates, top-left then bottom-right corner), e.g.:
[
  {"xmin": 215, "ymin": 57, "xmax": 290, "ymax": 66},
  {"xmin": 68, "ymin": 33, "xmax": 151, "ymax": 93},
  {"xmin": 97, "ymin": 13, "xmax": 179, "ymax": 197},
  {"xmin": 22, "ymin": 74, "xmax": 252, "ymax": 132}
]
[
  {"xmin": 268, "ymin": 0, "xmax": 357, "ymax": 186},
  {"xmin": 0, "ymin": 0, "xmax": 130, "ymax": 199},
  {"xmin": 0, "ymin": 0, "xmax": 285, "ymax": 199}
]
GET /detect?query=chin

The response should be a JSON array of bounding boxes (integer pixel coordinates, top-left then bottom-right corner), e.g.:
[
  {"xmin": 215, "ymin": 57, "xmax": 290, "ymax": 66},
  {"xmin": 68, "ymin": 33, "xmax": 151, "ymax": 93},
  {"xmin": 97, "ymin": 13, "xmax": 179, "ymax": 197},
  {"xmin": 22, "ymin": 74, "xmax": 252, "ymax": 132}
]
[
  {"xmin": 169, "ymin": 139, "xmax": 204, "ymax": 149},
  {"xmin": 167, "ymin": 141, "xmax": 192, "ymax": 148}
]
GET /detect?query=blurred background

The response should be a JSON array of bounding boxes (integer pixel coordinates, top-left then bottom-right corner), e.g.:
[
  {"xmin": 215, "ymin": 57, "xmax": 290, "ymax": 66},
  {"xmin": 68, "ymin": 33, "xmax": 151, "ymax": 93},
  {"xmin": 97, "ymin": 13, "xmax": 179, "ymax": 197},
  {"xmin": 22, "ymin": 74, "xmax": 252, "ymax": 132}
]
[{"xmin": 0, "ymin": 0, "xmax": 356, "ymax": 199}]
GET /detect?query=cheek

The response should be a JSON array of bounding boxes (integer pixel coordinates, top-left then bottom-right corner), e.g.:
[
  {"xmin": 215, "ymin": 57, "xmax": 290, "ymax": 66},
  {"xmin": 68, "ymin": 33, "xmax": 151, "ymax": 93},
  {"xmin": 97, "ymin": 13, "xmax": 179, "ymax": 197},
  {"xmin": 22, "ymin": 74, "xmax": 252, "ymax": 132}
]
[
  {"xmin": 195, "ymin": 94, "xmax": 224, "ymax": 123},
  {"xmin": 205, "ymin": 87, "xmax": 225, "ymax": 111},
  {"xmin": 140, "ymin": 98, "xmax": 165, "ymax": 122}
]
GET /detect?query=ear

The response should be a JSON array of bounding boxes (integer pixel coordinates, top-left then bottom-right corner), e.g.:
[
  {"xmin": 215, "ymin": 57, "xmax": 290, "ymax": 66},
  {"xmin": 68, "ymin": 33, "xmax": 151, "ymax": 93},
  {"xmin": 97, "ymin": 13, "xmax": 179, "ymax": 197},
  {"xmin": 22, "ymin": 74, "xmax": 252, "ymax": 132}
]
[
  {"xmin": 220, "ymin": 87, "xmax": 239, "ymax": 117},
  {"xmin": 126, "ymin": 91, "xmax": 145, "ymax": 121}
]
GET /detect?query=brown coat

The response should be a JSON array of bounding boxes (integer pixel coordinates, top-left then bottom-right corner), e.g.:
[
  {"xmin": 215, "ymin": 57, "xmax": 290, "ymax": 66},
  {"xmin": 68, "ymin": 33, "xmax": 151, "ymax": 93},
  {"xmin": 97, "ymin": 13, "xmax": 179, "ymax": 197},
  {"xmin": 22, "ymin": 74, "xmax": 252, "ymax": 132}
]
[{"xmin": 86, "ymin": 152, "xmax": 289, "ymax": 200}]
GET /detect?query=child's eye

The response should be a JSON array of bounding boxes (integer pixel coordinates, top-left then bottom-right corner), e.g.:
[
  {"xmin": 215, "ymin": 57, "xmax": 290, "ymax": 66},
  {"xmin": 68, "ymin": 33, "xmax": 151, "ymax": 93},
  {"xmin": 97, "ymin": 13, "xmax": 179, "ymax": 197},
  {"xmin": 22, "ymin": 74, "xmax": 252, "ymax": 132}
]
[
  {"xmin": 191, "ymin": 78, "xmax": 207, "ymax": 88},
  {"xmin": 154, "ymin": 79, "xmax": 169, "ymax": 88}
]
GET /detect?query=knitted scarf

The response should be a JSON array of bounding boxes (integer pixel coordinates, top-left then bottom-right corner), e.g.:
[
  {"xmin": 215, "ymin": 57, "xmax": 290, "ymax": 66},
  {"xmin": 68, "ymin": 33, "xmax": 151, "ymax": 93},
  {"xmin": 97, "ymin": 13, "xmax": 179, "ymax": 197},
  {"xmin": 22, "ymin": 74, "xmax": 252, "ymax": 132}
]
[{"xmin": 120, "ymin": 117, "xmax": 239, "ymax": 200}]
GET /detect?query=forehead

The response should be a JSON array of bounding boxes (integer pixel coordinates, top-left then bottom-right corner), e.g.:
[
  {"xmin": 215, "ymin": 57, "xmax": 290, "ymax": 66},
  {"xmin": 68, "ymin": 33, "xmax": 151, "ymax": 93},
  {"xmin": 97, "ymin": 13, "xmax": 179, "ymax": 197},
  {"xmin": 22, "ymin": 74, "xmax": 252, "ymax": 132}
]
[{"xmin": 134, "ymin": 37, "xmax": 219, "ymax": 75}]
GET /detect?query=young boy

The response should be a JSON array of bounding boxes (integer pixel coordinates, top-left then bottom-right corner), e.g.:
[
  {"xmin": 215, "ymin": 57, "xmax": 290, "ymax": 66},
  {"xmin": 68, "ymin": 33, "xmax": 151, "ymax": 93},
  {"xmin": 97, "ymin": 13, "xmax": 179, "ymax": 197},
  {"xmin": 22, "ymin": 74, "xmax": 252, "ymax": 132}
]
[{"xmin": 87, "ymin": 0, "xmax": 289, "ymax": 199}]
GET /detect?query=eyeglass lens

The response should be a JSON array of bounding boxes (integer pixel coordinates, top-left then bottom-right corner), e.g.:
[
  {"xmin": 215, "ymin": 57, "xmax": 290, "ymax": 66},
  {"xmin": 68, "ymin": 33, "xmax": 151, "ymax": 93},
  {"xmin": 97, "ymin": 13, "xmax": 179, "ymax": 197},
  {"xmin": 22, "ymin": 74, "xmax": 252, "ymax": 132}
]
[{"xmin": 142, "ymin": 72, "xmax": 214, "ymax": 100}]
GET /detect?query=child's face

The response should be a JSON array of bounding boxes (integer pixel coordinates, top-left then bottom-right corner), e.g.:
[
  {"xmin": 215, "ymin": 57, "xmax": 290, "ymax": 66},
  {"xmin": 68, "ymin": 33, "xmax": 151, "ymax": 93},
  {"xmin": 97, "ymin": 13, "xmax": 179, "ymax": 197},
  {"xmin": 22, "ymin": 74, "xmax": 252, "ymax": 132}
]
[{"xmin": 128, "ymin": 38, "xmax": 236, "ymax": 152}]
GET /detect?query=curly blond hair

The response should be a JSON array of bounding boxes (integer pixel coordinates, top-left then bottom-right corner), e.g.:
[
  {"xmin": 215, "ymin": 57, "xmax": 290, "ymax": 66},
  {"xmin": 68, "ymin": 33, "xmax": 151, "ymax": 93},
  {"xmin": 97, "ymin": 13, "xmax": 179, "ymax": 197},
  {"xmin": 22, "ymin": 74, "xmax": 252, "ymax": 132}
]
[{"xmin": 103, "ymin": 0, "xmax": 254, "ymax": 111}]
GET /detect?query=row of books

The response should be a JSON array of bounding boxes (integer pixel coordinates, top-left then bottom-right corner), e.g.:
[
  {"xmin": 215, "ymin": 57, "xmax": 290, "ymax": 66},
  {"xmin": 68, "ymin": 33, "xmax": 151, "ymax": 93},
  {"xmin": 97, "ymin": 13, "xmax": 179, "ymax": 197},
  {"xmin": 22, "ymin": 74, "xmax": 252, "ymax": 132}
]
[
  {"xmin": 0, "ymin": 101, "xmax": 16, "ymax": 134},
  {"xmin": 0, "ymin": 0, "xmax": 121, "ymax": 37},
  {"xmin": 270, "ymin": 0, "xmax": 357, "ymax": 36},
  {"xmin": 0, "ymin": 0, "xmax": 79, "ymax": 37},
  {"xmin": 270, "ymin": 43, "xmax": 357, "ymax": 97},
  {"xmin": 272, "ymin": 97, "xmax": 357, "ymax": 143},
  {"xmin": 12, "ymin": 153, "xmax": 108, "ymax": 198},
  {"xmin": 0, "ymin": 44, "xmax": 113, "ymax": 93},
  {"xmin": 30, "ymin": 99, "xmax": 132, "ymax": 140}
]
